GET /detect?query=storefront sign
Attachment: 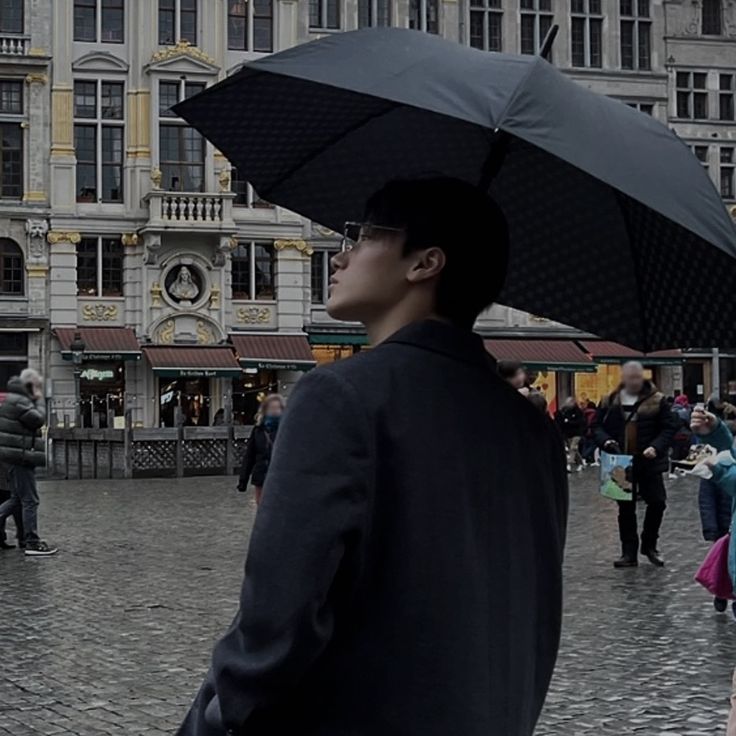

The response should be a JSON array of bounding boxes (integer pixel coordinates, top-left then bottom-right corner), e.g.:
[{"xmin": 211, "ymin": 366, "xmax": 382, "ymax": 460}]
[
  {"xmin": 241, "ymin": 360, "xmax": 314, "ymax": 372},
  {"xmin": 62, "ymin": 352, "xmax": 141, "ymax": 362},
  {"xmin": 157, "ymin": 368, "xmax": 242, "ymax": 378},
  {"xmin": 80, "ymin": 368, "xmax": 116, "ymax": 381}
]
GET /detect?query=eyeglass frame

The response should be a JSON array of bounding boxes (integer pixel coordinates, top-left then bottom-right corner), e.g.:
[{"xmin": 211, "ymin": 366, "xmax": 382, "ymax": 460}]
[{"xmin": 341, "ymin": 221, "xmax": 405, "ymax": 253}]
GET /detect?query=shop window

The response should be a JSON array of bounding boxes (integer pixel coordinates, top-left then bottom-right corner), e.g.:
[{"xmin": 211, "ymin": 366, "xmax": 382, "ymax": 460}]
[
  {"xmin": 570, "ymin": 0, "xmax": 602, "ymax": 68},
  {"xmin": 358, "ymin": 0, "xmax": 391, "ymax": 27},
  {"xmin": 231, "ymin": 241, "xmax": 276, "ymax": 300},
  {"xmin": 231, "ymin": 168, "xmax": 272, "ymax": 208},
  {"xmin": 409, "ymin": 0, "xmax": 438, "ymax": 33},
  {"xmin": 159, "ymin": 377, "xmax": 210, "ymax": 427},
  {"xmin": 74, "ymin": 80, "xmax": 124, "ymax": 203},
  {"xmin": 0, "ymin": 331, "xmax": 26, "ymax": 389},
  {"xmin": 620, "ymin": 0, "xmax": 650, "ymax": 71},
  {"xmin": 311, "ymin": 249, "xmax": 339, "ymax": 304},
  {"xmin": 74, "ymin": 0, "xmax": 124, "ymax": 43},
  {"xmin": 232, "ymin": 372, "xmax": 277, "ymax": 426},
  {"xmin": 79, "ymin": 362, "xmax": 125, "ymax": 428},
  {"xmin": 228, "ymin": 0, "xmax": 273, "ymax": 52},
  {"xmin": 158, "ymin": 79, "xmax": 205, "ymax": 192},
  {"xmin": 469, "ymin": 0, "xmax": 502, "ymax": 52},
  {"xmin": 309, "ymin": 0, "xmax": 340, "ymax": 29},
  {"xmin": 0, "ymin": 0, "xmax": 23, "ymax": 34},
  {"xmin": 311, "ymin": 345, "xmax": 358, "ymax": 365},
  {"xmin": 521, "ymin": 0, "xmax": 553, "ymax": 57},
  {"xmin": 0, "ymin": 238, "xmax": 22, "ymax": 295},
  {"xmin": 77, "ymin": 236, "xmax": 124, "ymax": 297},
  {"xmin": 159, "ymin": 0, "xmax": 197, "ymax": 45}
]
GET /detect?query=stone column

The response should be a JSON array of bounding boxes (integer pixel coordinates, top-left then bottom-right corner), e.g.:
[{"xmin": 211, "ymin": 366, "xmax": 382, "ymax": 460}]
[
  {"xmin": 23, "ymin": 73, "xmax": 49, "ymax": 205},
  {"xmin": 274, "ymin": 239, "xmax": 313, "ymax": 331}
]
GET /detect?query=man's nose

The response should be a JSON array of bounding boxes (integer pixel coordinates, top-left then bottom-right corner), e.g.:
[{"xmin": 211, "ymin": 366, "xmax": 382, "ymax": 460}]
[{"xmin": 331, "ymin": 251, "xmax": 347, "ymax": 270}]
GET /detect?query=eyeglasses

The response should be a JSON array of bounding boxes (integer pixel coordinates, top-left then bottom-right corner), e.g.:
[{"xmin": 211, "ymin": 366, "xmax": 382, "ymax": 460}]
[{"xmin": 341, "ymin": 221, "xmax": 405, "ymax": 253}]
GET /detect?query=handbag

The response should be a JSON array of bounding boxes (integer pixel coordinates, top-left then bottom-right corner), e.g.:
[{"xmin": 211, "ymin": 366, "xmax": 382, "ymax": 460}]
[{"xmin": 695, "ymin": 533, "xmax": 734, "ymax": 600}]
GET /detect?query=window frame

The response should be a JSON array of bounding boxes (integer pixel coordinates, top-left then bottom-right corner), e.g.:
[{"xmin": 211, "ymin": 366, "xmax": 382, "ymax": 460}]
[
  {"xmin": 309, "ymin": 0, "xmax": 340, "ymax": 30},
  {"xmin": 570, "ymin": 0, "xmax": 602, "ymax": 68},
  {"xmin": 310, "ymin": 248, "xmax": 340, "ymax": 305},
  {"xmin": 409, "ymin": 0, "xmax": 438, "ymax": 33},
  {"xmin": 0, "ymin": 0, "xmax": 24, "ymax": 35},
  {"xmin": 0, "ymin": 238, "xmax": 23, "ymax": 296},
  {"xmin": 158, "ymin": 79, "xmax": 206, "ymax": 192},
  {"xmin": 702, "ymin": 0, "xmax": 723, "ymax": 36},
  {"xmin": 230, "ymin": 241, "xmax": 277, "ymax": 302},
  {"xmin": 73, "ymin": 79, "xmax": 125, "ymax": 204},
  {"xmin": 675, "ymin": 71, "xmax": 709, "ymax": 121},
  {"xmin": 620, "ymin": 0, "xmax": 651, "ymax": 71},
  {"xmin": 519, "ymin": 0, "xmax": 553, "ymax": 57},
  {"xmin": 158, "ymin": 0, "xmax": 197, "ymax": 45},
  {"xmin": 720, "ymin": 73, "xmax": 734, "ymax": 121},
  {"xmin": 76, "ymin": 236, "xmax": 124, "ymax": 298},
  {"xmin": 721, "ymin": 145, "xmax": 735, "ymax": 200},
  {"xmin": 358, "ymin": 0, "xmax": 392, "ymax": 28},
  {"xmin": 0, "ymin": 78, "xmax": 23, "ymax": 201},
  {"xmin": 74, "ymin": 0, "xmax": 125, "ymax": 43},
  {"xmin": 468, "ymin": 0, "xmax": 502, "ymax": 52},
  {"xmin": 227, "ymin": 0, "xmax": 274, "ymax": 52}
]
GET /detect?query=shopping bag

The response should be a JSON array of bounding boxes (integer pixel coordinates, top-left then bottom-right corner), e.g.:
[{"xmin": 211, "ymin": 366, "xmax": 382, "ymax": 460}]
[
  {"xmin": 695, "ymin": 533, "xmax": 733, "ymax": 600},
  {"xmin": 599, "ymin": 451, "xmax": 635, "ymax": 502}
]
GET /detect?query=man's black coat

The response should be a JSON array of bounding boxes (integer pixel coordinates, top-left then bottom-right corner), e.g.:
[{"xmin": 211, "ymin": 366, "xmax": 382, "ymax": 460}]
[{"xmin": 178, "ymin": 320, "xmax": 568, "ymax": 736}]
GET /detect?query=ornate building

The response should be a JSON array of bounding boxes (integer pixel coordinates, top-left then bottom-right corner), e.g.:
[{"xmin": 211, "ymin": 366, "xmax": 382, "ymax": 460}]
[{"xmin": 1, "ymin": 0, "xmax": 734, "ymax": 424}]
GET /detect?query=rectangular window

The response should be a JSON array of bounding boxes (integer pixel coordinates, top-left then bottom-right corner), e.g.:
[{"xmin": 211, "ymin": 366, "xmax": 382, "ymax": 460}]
[
  {"xmin": 228, "ymin": 0, "xmax": 273, "ymax": 51},
  {"xmin": 469, "ymin": 0, "xmax": 502, "ymax": 52},
  {"xmin": 158, "ymin": 79, "xmax": 205, "ymax": 192},
  {"xmin": 0, "ymin": 240, "xmax": 23, "ymax": 295},
  {"xmin": 311, "ymin": 249, "xmax": 339, "ymax": 305},
  {"xmin": 159, "ymin": 0, "xmax": 196, "ymax": 45},
  {"xmin": 626, "ymin": 101, "xmax": 655, "ymax": 115},
  {"xmin": 0, "ymin": 0, "xmax": 23, "ymax": 34},
  {"xmin": 310, "ymin": 0, "xmax": 340, "ymax": 29},
  {"xmin": 720, "ymin": 73, "xmax": 734, "ymax": 121},
  {"xmin": 74, "ymin": 0, "xmax": 124, "ymax": 42},
  {"xmin": 0, "ymin": 123, "xmax": 21, "ymax": 198},
  {"xmin": 231, "ymin": 241, "xmax": 276, "ymax": 301},
  {"xmin": 77, "ymin": 236, "xmax": 123, "ymax": 297},
  {"xmin": 520, "ymin": 0, "xmax": 553, "ymax": 56},
  {"xmin": 571, "ymin": 0, "xmax": 603, "ymax": 68},
  {"xmin": 621, "ymin": 0, "xmax": 650, "ymax": 71},
  {"xmin": 0, "ymin": 80, "xmax": 22, "ymax": 114},
  {"xmin": 358, "ymin": 0, "xmax": 391, "ymax": 27},
  {"xmin": 73, "ymin": 80, "xmax": 124, "ymax": 203},
  {"xmin": 702, "ymin": 0, "xmax": 722, "ymax": 35},
  {"xmin": 721, "ymin": 146, "xmax": 734, "ymax": 199},
  {"xmin": 409, "ymin": 0, "xmax": 438, "ymax": 33},
  {"xmin": 231, "ymin": 168, "xmax": 272, "ymax": 208},
  {"xmin": 692, "ymin": 144, "xmax": 709, "ymax": 172},
  {"xmin": 675, "ymin": 71, "xmax": 708, "ymax": 120}
]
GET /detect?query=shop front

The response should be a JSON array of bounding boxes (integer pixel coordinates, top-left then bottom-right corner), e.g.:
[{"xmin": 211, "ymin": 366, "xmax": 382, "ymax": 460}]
[
  {"xmin": 54, "ymin": 327, "xmax": 141, "ymax": 428},
  {"xmin": 484, "ymin": 339, "xmax": 596, "ymax": 413},
  {"xmin": 142, "ymin": 345, "xmax": 243, "ymax": 427},
  {"xmin": 306, "ymin": 329, "xmax": 369, "ymax": 365},
  {"xmin": 229, "ymin": 333, "xmax": 316, "ymax": 424}
]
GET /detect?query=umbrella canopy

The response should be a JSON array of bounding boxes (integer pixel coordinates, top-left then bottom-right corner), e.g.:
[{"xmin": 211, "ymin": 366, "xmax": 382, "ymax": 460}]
[{"xmin": 176, "ymin": 28, "xmax": 736, "ymax": 352}]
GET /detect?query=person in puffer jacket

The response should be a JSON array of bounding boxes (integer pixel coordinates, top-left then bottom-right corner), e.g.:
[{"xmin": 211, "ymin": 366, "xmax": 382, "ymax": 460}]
[{"xmin": 0, "ymin": 369, "xmax": 56, "ymax": 556}]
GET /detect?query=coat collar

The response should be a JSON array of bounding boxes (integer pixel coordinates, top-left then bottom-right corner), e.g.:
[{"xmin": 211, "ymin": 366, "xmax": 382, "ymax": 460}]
[{"xmin": 382, "ymin": 319, "xmax": 495, "ymax": 371}]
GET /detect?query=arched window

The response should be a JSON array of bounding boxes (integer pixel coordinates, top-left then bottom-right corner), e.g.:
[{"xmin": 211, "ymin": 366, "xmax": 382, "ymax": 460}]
[
  {"xmin": 702, "ymin": 0, "xmax": 722, "ymax": 35},
  {"xmin": 0, "ymin": 238, "xmax": 23, "ymax": 295}
]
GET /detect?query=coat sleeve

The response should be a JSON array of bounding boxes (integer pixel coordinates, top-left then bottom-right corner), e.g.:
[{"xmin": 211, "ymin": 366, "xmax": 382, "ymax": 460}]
[
  {"xmin": 237, "ymin": 426, "xmax": 257, "ymax": 490},
  {"xmin": 18, "ymin": 397, "xmax": 45, "ymax": 432},
  {"xmin": 711, "ymin": 462, "xmax": 736, "ymax": 499},
  {"xmin": 186, "ymin": 369, "xmax": 372, "ymax": 735},
  {"xmin": 648, "ymin": 399, "xmax": 679, "ymax": 456},
  {"xmin": 592, "ymin": 404, "xmax": 613, "ymax": 449},
  {"xmin": 700, "ymin": 420, "xmax": 734, "ymax": 453}
]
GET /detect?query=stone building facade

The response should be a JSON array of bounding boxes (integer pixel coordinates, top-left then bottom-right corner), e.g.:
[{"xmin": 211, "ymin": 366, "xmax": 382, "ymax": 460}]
[{"xmin": 1, "ymin": 0, "xmax": 734, "ymax": 425}]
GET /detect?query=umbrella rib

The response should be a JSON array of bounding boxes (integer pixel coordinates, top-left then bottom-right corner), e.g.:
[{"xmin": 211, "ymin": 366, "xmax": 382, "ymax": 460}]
[{"xmin": 259, "ymin": 101, "xmax": 401, "ymax": 200}]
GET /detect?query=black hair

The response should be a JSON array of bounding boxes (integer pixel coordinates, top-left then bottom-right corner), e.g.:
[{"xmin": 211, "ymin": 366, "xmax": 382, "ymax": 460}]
[
  {"xmin": 497, "ymin": 360, "xmax": 524, "ymax": 381},
  {"xmin": 364, "ymin": 177, "xmax": 509, "ymax": 328},
  {"xmin": 527, "ymin": 391, "xmax": 548, "ymax": 415}
]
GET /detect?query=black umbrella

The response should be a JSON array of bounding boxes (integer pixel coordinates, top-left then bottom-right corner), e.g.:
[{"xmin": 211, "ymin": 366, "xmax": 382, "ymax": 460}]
[{"xmin": 176, "ymin": 27, "xmax": 736, "ymax": 351}]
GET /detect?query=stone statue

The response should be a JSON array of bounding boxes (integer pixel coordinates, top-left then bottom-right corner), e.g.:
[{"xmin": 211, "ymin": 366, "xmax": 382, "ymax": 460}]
[{"xmin": 169, "ymin": 265, "xmax": 199, "ymax": 302}]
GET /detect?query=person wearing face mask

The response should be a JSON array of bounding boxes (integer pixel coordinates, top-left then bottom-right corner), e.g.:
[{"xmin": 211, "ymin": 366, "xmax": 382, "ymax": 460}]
[{"xmin": 237, "ymin": 394, "xmax": 286, "ymax": 506}]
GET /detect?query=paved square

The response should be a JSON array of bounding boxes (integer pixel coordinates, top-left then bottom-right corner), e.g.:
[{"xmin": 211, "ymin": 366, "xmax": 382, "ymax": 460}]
[{"xmin": 1, "ymin": 471, "xmax": 734, "ymax": 734}]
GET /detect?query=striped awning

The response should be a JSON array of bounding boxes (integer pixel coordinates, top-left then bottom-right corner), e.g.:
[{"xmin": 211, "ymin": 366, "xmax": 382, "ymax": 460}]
[
  {"xmin": 580, "ymin": 341, "xmax": 683, "ymax": 365},
  {"xmin": 484, "ymin": 339, "xmax": 596, "ymax": 373},
  {"xmin": 55, "ymin": 327, "xmax": 141, "ymax": 361},
  {"xmin": 230, "ymin": 333, "xmax": 316, "ymax": 371},
  {"xmin": 143, "ymin": 346, "xmax": 242, "ymax": 378}
]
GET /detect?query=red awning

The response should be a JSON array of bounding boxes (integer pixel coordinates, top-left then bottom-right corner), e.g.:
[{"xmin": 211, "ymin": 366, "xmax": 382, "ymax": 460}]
[
  {"xmin": 580, "ymin": 341, "xmax": 683, "ymax": 365},
  {"xmin": 143, "ymin": 346, "xmax": 242, "ymax": 378},
  {"xmin": 230, "ymin": 333, "xmax": 316, "ymax": 371},
  {"xmin": 55, "ymin": 327, "xmax": 141, "ymax": 360},
  {"xmin": 484, "ymin": 340, "xmax": 595, "ymax": 373}
]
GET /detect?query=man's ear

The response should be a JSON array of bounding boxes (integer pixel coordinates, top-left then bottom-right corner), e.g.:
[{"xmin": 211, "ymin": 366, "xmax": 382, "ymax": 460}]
[{"xmin": 406, "ymin": 247, "xmax": 446, "ymax": 284}]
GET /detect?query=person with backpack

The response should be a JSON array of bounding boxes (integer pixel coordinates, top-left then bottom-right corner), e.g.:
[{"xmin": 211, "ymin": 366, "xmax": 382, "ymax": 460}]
[{"xmin": 237, "ymin": 394, "xmax": 285, "ymax": 506}]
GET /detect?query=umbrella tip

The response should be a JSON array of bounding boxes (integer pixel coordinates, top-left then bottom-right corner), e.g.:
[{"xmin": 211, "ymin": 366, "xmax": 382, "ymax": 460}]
[{"xmin": 539, "ymin": 24, "xmax": 559, "ymax": 62}]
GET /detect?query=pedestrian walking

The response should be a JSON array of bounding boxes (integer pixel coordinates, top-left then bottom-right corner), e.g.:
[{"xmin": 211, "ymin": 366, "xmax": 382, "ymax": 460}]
[
  {"xmin": 236, "ymin": 394, "xmax": 285, "ymax": 506},
  {"xmin": 0, "ymin": 369, "xmax": 56, "ymax": 556},
  {"xmin": 580, "ymin": 401, "xmax": 600, "ymax": 466},
  {"xmin": 555, "ymin": 396, "xmax": 585, "ymax": 472},
  {"xmin": 593, "ymin": 361, "xmax": 678, "ymax": 568},
  {"xmin": 0, "ymin": 457, "xmax": 23, "ymax": 549},
  {"xmin": 177, "ymin": 177, "xmax": 568, "ymax": 736}
]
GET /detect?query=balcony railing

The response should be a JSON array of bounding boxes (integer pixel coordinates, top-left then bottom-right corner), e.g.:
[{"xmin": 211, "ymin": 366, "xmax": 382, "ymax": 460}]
[
  {"xmin": 144, "ymin": 190, "xmax": 236, "ymax": 231},
  {"xmin": 0, "ymin": 34, "xmax": 30, "ymax": 55}
]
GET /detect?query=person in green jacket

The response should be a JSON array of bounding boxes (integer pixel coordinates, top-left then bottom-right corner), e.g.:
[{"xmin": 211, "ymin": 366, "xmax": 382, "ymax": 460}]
[{"xmin": 0, "ymin": 369, "xmax": 56, "ymax": 556}]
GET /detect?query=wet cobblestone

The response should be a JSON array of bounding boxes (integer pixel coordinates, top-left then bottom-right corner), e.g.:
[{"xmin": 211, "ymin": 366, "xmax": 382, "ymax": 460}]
[{"xmin": 0, "ymin": 470, "xmax": 734, "ymax": 734}]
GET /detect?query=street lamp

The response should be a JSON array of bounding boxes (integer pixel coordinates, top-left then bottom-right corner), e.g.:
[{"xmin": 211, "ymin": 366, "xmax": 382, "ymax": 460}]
[{"xmin": 70, "ymin": 332, "xmax": 86, "ymax": 426}]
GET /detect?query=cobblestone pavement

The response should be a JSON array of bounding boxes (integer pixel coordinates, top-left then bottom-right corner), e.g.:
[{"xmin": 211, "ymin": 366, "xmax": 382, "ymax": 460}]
[{"xmin": 0, "ymin": 470, "xmax": 734, "ymax": 735}]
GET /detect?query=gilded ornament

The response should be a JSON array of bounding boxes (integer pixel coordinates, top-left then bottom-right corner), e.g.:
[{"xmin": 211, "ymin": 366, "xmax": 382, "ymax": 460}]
[
  {"xmin": 157, "ymin": 320, "xmax": 175, "ymax": 344},
  {"xmin": 47, "ymin": 231, "xmax": 81, "ymax": 245},
  {"xmin": 24, "ymin": 73, "xmax": 48, "ymax": 85},
  {"xmin": 150, "ymin": 40, "xmax": 216, "ymax": 66},
  {"xmin": 150, "ymin": 167, "xmax": 163, "ymax": 189},
  {"xmin": 121, "ymin": 233, "xmax": 139, "ymax": 247},
  {"xmin": 196, "ymin": 321, "xmax": 215, "ymax": 345},
  {"xmin": 82, "ymin": 304, "xmax": 119, "ymax": 322},
  {"xmin": 209, "ymin": 286, "xmax": 221, "ymax": 308},
  {"xmin": 274, "ymin": 239, "xmax": 314, "ymax": 256},
  {"xmin": 236, "ymin": 306, "xmax": 271, "ymax": 325},
  {"xmin": 150, "ymin": 282, "xmax": 163, "ymax": 307},
  {"xmin": 218, "ymin": 168, "xmax": 231, "ymax": 192}
]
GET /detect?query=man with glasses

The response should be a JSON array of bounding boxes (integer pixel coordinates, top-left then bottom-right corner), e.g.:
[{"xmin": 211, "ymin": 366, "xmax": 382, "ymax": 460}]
[{"xmin": 179, "ymin": 177, "xmax": 568, "ymax": 736}]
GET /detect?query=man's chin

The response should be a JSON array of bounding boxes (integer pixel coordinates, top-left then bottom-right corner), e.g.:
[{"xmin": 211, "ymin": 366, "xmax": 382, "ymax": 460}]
[{"xmin": 326, "ymin": 298, "xmax": 362, "ymax": 323}]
